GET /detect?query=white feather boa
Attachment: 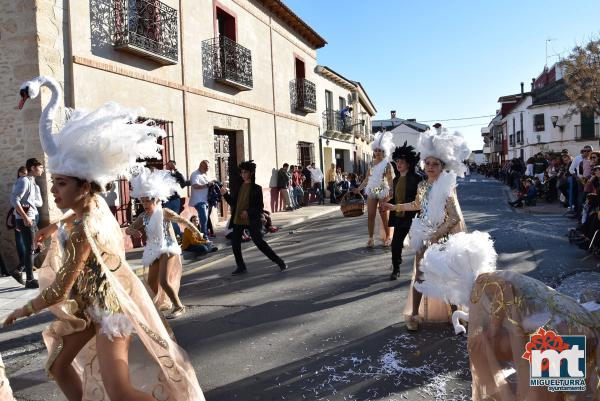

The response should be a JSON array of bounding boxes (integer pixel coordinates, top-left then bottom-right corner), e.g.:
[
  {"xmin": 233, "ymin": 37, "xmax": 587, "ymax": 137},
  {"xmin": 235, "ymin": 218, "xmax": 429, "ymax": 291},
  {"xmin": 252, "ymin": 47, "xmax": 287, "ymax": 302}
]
[
  {"xmin": 365, "ymin": 159, "xmax": 391, "ymax": 198},
  {"xmin": 142, "ymin": 205, "xmax": 181, "ymax": 266},
  {"xmin": 409, "ymin": 171, "xmax": 457, "ymax": 250}
]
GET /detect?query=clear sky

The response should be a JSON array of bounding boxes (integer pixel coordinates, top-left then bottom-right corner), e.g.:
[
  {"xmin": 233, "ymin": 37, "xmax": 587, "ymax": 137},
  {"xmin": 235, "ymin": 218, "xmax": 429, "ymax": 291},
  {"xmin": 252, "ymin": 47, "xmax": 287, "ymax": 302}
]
[{"xmin": 284, "ymin": 0, "xmax": 600, "ymax": 151}]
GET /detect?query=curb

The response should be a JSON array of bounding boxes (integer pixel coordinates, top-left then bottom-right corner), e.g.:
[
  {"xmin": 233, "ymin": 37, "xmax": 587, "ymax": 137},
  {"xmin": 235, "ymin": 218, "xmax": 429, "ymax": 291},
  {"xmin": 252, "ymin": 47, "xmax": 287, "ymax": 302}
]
[{"xmin": 128, "ymin": 206, "xmax": 340, "ymax": 276}]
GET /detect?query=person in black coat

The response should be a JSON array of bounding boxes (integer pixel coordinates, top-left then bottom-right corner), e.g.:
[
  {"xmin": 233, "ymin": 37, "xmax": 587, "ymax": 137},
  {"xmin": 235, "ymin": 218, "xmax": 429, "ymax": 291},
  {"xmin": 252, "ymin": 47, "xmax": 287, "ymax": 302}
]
[
  {"xmin": 387, "ymin": 142, "xmax": 422, "ymax": 280},
  {"xmin": 220, "ymin": 160, "xmax": 287, "ymax": 275}
]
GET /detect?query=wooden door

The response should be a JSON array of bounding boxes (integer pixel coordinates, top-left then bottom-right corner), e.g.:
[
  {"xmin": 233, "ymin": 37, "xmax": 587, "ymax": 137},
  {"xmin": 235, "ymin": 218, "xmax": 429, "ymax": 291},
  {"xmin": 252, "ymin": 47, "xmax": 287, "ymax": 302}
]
[{"xmin": 214, "ymin": 130, "xmax": 237, "ymax": 219}]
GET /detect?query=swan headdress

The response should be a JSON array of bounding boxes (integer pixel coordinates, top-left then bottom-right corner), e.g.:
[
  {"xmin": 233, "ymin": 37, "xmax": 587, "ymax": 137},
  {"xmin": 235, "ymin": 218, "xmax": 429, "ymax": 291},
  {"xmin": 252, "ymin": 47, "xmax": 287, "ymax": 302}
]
[
  {"xmin": 417, "ymin": 126, "xmax": 471, "ymax": 178},
  {"xmin": 371, "ymin": 131, "xmax": 394, "ymax": 159},
  {"xmin": 130, "ymin": 167, "xmax": 180, "ymax": 202},
  {"xmin": 18, "ymin": 76, "xmax": 164, "ymax": 188}
]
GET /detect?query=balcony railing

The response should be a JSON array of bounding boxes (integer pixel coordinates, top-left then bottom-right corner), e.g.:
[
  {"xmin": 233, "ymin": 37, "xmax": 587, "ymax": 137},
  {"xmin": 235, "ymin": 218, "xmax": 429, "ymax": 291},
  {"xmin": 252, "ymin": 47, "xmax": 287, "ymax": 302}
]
[
  {"xmin": 290, "ymin": 78, "xmax": 316, "ymax": 113},
  {"xmin": 202, "ymin": 36, "xmax": 253, "ymax": 90},
  {"xmin": 322, "ymin": 109, "xmax": 353, "ymax": 140},
  {"xmin": 575, "ymin": 124, "xmax": 600, "ymax": 141},
  {"xmin": 114, "ymin": 0, "xmax": 179, "ymax": 64}
]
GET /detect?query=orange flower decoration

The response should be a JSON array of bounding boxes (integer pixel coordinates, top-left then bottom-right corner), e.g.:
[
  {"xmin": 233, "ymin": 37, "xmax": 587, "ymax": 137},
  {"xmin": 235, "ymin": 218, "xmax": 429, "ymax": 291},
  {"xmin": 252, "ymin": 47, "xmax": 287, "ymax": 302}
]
[{"xmin": 522, "ymin": 327, "xmax": 570, "ymax": 372}]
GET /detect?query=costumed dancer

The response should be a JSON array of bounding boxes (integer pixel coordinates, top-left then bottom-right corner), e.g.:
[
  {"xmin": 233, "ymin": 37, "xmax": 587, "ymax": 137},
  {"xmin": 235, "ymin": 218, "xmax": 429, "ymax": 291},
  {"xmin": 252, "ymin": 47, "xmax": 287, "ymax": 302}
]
[
  {"xmin": 415, "ymin": 229, "xmax": 600, "ymax": 399},
  {"xmin": 381, "ymin": 124, "xmax": 471, "ymax": 331},
  {"xmin": 220, "ymin": 161, "xmax": 288, "ymax": 275},
  {"xmin": 5, "ymin": 76, "xmax": 205, "ymax": 401},
  {"xmin": 126, "ymin": 167, "xmax": 204, "ymax": 318},
  {"xmin": 388, "ymin": 142, "xmax": 422, "ymax": 280},
  {"xmin": 353, "ymin": 131, "xmax": 395, "ymax": 247}
]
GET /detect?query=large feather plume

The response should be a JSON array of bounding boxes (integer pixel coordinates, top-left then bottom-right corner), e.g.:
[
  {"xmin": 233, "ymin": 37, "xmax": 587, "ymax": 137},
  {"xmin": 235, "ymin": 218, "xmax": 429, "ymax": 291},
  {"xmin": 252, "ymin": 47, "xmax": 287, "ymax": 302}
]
[
  {"xmin": 415, "ymin": 231, "xmax": 497, "ymax": 308},
  {"xmin": 49, "ymin": 102, "xmax": 164, "ymax": 188},
  {"xmin": 417, "ymin": 129, "xmax": 471, "ymax": 178},
  {"xmin": 130, "ymin": 167, "xmax": 179, "ymax": 202}
]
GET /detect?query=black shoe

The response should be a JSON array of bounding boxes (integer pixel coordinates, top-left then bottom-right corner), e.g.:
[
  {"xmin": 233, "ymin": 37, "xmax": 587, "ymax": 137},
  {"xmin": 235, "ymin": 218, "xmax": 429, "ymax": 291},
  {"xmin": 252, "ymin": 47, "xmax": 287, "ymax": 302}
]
[
  {"xmin": 25, "ymin": 279, "xmax": 39, "ymax": 289},
  {"xmin": 278, "ymin": 262, "xmax": 288, "ymax": 271},
  {"xmin": 231, "ymin": 267, "xmax": 247, "ymax": 276},
  {"xmin": 11, "ymin": 269, "xmax": 24, "ymax": 285},
  {"xmin": 390, "ymin": 271, "xmax": 399, "ymax": 281}
]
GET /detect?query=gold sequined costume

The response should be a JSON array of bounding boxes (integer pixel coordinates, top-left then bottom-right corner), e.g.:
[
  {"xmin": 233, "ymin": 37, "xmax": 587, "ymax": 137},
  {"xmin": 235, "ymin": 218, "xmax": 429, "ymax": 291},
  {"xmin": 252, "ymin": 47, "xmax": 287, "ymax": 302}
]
[{"xmin": 37, "ymin": 195, "xmax": 205, "ymax": 401}]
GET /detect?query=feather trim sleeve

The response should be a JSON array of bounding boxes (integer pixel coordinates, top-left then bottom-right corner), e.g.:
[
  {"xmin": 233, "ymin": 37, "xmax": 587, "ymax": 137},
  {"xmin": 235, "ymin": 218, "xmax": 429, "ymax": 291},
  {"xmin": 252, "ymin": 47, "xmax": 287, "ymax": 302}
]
[
  {"xmin": 40, "ymin": 224, "xmax": 91, "ymax": 307},
  {"xmin": 430, "ymin": 195, "xmax": 461, "ymax": 243},
  {"xmin": 164, "ymin": 208, "xmax": 202, "ymax": 238}
]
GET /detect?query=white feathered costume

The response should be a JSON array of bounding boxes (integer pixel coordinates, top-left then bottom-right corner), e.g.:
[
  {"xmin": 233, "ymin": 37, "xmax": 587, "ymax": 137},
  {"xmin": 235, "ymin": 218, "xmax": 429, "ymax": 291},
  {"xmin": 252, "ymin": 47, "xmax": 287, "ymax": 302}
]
[
  {"xmin": 364, "ymin": 131, "xmax": 394, "ymax": 198},
  {"xmin": 402, "ymin": 127, "xmax": 497, "ymax": 334}
]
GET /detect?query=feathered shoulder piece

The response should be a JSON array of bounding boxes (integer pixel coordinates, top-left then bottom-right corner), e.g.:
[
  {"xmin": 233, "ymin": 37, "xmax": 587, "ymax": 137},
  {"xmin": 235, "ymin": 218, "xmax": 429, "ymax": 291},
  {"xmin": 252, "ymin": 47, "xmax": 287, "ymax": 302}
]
[{"xmin": 130, "ymin": 167, "xmax": 179, "ymax": 202}]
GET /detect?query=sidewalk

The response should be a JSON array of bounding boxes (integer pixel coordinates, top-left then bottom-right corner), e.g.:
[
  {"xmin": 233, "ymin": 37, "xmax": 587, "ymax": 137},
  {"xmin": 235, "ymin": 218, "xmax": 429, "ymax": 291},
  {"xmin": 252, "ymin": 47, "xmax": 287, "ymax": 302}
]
[{"xmin": 0, "ymin": 204, "xmax": 340, "ymax": 320}]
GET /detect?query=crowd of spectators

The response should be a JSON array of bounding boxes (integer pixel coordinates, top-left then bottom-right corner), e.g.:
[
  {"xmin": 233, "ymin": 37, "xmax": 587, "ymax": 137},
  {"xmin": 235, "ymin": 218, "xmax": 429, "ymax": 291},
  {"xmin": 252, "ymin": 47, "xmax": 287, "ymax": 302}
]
[{"xmin": 478, "ymin": 145, "xmax": 600, "ymax": 253}]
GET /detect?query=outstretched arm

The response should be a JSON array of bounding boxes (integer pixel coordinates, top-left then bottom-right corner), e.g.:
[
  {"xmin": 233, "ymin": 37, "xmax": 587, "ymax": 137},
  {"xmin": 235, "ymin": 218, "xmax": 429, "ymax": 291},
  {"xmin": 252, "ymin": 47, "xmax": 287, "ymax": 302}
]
[{"xmin": 4, "ymin": 224, "xmax": 91, "ymax": 326}]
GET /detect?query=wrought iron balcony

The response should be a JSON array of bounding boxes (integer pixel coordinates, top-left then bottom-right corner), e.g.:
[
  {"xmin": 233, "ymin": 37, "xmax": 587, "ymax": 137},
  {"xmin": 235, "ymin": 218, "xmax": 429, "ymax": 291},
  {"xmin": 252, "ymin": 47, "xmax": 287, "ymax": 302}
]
[
  {"xmin": 575, "ymin": 124, "xmax": 600, "ymax": 141},
  {"xmin": 202, "ymin": 36, "xmax": 253, "ymax": 91},
  {"xmin": 322, "ymin": 109, "xmax": 353, "ymax": 139},
  {"xmin": 290, "ymin": 78, "xmax": 316, "ymax": 113},
  {"xmin": 113, "ymin": 0, "xmax": 179, "ymax": 64}
]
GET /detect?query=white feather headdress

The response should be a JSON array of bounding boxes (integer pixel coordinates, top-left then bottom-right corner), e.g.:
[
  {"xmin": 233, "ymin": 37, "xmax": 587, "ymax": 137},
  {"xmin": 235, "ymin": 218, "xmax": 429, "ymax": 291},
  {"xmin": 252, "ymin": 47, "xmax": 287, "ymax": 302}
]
[
  {"xmin": 18, "ymin": 76, "xmax": 164, "ymax": 188},
  {"xmin": 371, "ymin": 131, "xmax": 394, "ymax": 158},
  {"xmin": 417, "ymin": 128, "xmax": 471, "ymax": 178},
  {"xmin": 130, "ymin": 167, "xmax": 179, "ymax": 202}
]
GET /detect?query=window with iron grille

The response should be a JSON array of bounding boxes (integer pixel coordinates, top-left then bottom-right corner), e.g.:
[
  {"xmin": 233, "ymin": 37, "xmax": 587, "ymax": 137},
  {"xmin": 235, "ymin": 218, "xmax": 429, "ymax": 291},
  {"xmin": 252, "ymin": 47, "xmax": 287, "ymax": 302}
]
[
  {"xmin": 533, "ymin": 114, "xmax": 545, "ymax": 132},
  {"xmin": 297, "ymin": 142, "xmax": 315, "ymax": 167},
  {"xmin": 113, "ymin": 118, "xmax": 174, "ymax": 227}
]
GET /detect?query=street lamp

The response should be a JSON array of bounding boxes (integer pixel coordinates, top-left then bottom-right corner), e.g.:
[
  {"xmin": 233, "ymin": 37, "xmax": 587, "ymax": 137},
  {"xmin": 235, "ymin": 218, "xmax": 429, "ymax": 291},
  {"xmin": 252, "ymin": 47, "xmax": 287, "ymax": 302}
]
[{"xmin": 551, "ymin": 115, "xmax": 564, "ymax": 131}]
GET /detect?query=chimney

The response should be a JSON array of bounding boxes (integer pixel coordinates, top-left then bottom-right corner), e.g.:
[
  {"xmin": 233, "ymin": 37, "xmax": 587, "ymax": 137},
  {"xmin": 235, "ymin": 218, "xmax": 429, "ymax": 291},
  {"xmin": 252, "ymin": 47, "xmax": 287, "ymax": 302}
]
[
  {"xmin": 531, "ymin": 78, "xmax": 535, "ymax": 91},
  {"xmin": 520, "ymin": 82, "xmax": 524, "ymax": 94},
  {"xmin": 391, "ymin": 110, "xmax": 396, "ymax": 119}
]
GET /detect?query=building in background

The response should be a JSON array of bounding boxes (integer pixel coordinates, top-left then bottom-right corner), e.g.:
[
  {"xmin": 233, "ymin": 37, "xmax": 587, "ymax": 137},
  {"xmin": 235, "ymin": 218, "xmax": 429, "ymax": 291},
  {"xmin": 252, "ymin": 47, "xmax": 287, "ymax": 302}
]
[
  {"xmin": 483, "ymin": 63, "xmax": 600, "ymax": 164},
  {"xmin": 372, "ymin": 112, "xmax": 429, "ymax": 148},
  {"xmin": 0, "ymin": 0, "xmax": 338, "ymax": 257},
  {"xmin": 315, "ymin": 65, "xmax": 377, "ymax": 176}
]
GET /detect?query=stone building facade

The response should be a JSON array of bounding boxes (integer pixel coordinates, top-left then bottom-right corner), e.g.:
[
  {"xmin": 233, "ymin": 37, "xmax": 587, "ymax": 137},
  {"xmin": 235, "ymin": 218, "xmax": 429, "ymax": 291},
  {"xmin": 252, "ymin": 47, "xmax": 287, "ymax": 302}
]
[{"xmin": 2, "ymin": 0, "xmax": 379, "ymax": 261}]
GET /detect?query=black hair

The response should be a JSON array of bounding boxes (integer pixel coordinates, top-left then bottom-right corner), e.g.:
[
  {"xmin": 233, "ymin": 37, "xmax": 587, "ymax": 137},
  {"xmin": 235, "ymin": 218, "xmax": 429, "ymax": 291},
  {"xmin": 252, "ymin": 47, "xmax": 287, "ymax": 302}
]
[{"xmin": 25, "ymin": 158, "xmax": 42, "ymax": 171}]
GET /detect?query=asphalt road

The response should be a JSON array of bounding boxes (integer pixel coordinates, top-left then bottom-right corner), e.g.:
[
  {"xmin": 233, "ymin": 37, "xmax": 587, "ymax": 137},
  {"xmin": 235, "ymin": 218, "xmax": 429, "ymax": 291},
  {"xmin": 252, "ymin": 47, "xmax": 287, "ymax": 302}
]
[{"xmin": 3, "ymin": 173, "xmax": 598, "ymax": 401}]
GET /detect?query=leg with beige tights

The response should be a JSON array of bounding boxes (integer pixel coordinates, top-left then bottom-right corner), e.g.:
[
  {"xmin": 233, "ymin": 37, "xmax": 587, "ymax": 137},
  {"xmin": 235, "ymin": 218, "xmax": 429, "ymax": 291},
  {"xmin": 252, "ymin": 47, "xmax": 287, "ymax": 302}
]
[
  {"xmin": 95, "ymin": 326, "xmax": 156, "ymax": 401},
  {"xmin": 378, "ymin": 202, "xmax": 391, "ymax": 242},
  {"xmin": 367, "ymin": 197, "xmax": 378, "ymax": 238},
  {"xmin": 159, "ymin": 254, "xmax": 183, "ymax": 309},
  {"xmin": 49, "ymin": 325, "xmax": 95, "ymax": 401},
  {"xmin": 147, "ymin": 260, "xmax": 159, "ymax": 295}
]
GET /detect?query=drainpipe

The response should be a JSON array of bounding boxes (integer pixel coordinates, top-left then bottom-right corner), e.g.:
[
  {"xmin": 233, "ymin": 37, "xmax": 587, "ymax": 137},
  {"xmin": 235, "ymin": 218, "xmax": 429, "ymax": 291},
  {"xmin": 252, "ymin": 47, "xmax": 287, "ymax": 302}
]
[
  {"xmin": 318, "ymin": 127, "xmax": 324, "ymax": 189},
  {"xmin": 179, "ymin": 0, "xmax": 190, "ymax": 184}
]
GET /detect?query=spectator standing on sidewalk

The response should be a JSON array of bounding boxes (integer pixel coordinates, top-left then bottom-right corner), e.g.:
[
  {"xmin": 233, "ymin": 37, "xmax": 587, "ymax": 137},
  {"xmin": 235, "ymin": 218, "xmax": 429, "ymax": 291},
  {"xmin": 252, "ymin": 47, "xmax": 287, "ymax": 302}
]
[
  {"xmin": 164, "ymin": 160, "xmax": 189, "ymax": 237},
  {"xmin": 9, "ymin": 158, "xmax": 43, "ymax": 288},
  {"xmin": 326, "ymin": 163, "xmax": 337, "ymax": 204},
  {"xmin": 287, "ymin": 165, "xmax": 298, "ymax": 209},
  {"xmin": 269, "ymin": 167, "xmax": 280, "ymax": 213},
  {"xmin": 221, "ymin": 160, "xmax": 287, "ymax": 275},
  {"xmin": 190, "ymin": 160, "xmax": 213, "ymax": 237},
  {"xmin": 10, "ymin": 166, "xmax": 27, "ymax": 277},
  {"xmin": 307, "ymin": 162, "xmax": 324, "ymax": 204},
  {"xmin": 277, "ymin": 163, "xmax": 292, "ymax": 211},
  {"xmin": 292, "ymin": 165, "xmax": 305, "ymax": 207}
]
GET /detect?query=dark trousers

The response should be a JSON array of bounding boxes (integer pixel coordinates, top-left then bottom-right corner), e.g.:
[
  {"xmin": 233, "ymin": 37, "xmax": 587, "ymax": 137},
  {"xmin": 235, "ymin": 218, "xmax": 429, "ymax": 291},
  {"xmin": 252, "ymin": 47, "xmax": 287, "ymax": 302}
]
[
  {"xmin": 231, "ymin": 223, "xmax": 284, "ymax": 269},
  {"xmin": 391, "ymin": 226, "xmax": 411, "ymax": 273},
  {"xmin": 328, "ymin": 182, "xmax": 337, "ymax": 203},
  {"xmin": 15, "ymin": 218, "xmax": 37, "ymax": 281}
]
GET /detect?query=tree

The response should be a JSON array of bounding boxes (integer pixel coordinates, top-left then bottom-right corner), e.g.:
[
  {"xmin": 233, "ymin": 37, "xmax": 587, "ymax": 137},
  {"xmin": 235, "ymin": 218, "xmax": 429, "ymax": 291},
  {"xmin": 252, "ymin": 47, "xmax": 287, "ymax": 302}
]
[{"xmin": 562, "ymin": 39, "xmax": 600, "ymax": 117}]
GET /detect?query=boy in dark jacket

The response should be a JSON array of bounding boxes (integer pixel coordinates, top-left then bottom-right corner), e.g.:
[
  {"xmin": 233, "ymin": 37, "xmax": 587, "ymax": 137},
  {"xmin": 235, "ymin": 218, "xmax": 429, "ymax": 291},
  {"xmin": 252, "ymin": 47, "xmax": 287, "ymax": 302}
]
[
  {"xmin": 388, "ymin": 142, "xmax": 422, "ymax": 280},
  {"xmin": 221, "ymin": 161, "xmax": 287, "ymax": 275}
]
